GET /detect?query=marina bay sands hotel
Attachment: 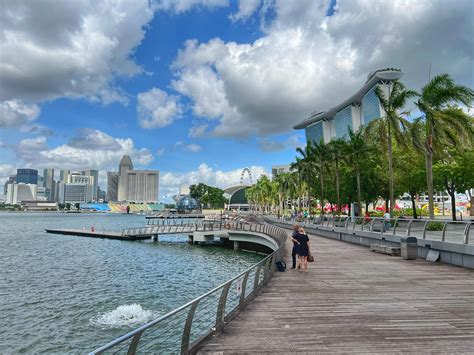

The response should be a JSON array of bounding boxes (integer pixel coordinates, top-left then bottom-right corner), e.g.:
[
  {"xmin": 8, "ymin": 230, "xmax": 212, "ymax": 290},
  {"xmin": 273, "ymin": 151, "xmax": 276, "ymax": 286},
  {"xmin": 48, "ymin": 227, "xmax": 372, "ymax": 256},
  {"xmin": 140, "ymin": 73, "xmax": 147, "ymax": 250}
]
[{"xmin": 294, "ymin": 68, "xmax": 403, "ymax": 143}]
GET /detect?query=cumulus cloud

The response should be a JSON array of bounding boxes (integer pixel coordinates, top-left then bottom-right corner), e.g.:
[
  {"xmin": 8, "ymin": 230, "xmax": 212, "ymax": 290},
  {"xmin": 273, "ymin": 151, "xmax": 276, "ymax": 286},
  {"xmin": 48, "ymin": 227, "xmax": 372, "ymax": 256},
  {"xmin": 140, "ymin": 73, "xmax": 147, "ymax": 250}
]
[
  {"xmin": 0, "ymin": 100, "xmax": 40, "ymax": 128},
  {"xmin": 189, "ymin": 124, "xmax": 209, "ymax": 138},
  {"xmin": 19, "ymin": 124, "xmax": 54, "ymax": 136},
  {"xmin": 160, "ymin": 163, "xmax": 268, "ymax": 200},
  {"xmin": 169, "ymin": 0, "xmax": 473, "ymax": 138},
  {"xmin": 14, "ymin": 130, "xmax": 153, "ymax": 171},
  {"xmin": 0, "ymin": 0, "xmax": 155, "ymax": 112},
  {"xmin": 155, "ymin": 0, "xmax": 228, "ymax": 14},
  {"xmin": 137, "ymin": 88, "xmax": 183, "ymax": 129},
  {"xmin": 258, "ymin": 134, "xmax": 304, "ymax": 152},
  {"xmin": 174, "ymin": 141, "xmax": 202, "ymax": 153},
  {"xmin": 230, "ymin": 0, "xmax": 262, "ymax": 22}
]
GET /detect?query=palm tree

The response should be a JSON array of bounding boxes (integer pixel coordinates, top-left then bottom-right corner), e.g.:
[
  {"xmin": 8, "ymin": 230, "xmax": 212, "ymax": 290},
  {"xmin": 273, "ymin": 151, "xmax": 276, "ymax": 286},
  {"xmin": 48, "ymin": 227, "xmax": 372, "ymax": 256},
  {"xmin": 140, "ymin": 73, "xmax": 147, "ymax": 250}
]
[
  {"xmin": 414, "ymin": 74, "xmax": 474, "ymax": 218},
  {"xmin": 327, "ymin": 138, "xmax": 346, "ymax": 214},
  {"xmin": 345, "ymin": 128, "xmax": 367, "ymax": 216},
  {"xmin": 311, "ymin": 139, "xmax": 330, "ymax": 216},
  {"xmin": 291, "ymin": 143, "xmax": 315, "ymax": 212},
  {"xmin": 373, "ymin": 80, "xmax": 418, "ymax": 215}
]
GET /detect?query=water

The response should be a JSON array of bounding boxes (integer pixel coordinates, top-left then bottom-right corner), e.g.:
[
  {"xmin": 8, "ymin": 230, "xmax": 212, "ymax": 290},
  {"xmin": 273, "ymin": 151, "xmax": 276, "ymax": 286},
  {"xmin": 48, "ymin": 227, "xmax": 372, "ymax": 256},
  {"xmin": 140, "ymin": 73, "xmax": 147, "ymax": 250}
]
[{"xmin": 0, "ymin": 212, "xmax": 263, "ymax": 354}]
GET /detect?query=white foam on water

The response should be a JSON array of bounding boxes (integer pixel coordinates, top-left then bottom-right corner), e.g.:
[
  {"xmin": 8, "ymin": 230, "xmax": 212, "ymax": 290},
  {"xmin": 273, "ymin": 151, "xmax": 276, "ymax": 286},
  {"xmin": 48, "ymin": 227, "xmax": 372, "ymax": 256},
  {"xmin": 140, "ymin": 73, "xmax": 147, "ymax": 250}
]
[{"xmin": 91, "ymin": 304, "xmax": 159, "ymax": 328}]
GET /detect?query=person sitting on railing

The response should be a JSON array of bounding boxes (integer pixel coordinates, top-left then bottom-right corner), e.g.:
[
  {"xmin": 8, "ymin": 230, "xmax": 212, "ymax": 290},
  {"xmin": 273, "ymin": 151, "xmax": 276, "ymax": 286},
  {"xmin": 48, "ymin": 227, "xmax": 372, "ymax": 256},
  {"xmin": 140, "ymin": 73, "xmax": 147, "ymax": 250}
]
[
  {"xmin": 364, "ymin": 212, "xmax": 371, "ymax": 224},
  {"xmin": 383, "ymin": 211, "xmax": 391, "ymax": 232}
]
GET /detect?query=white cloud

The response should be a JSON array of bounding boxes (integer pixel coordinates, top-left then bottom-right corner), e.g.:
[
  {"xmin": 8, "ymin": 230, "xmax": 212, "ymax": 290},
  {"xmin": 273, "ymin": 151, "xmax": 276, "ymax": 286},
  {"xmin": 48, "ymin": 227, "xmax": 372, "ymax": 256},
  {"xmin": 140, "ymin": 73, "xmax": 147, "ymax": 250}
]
[
  {"xmin": 137, "ymin": 88, "xmax": 183, "ymax": 129},
  {"xmin": 174, "ymin": 141, "xmax": 202, "ymax": 153},
  {"xmin": 156, "ymin": 147, "xmax": 166, "ymax": 156},
  {"xmin": 169, "ymin": 0, "xmax": 473, "ymax": 139},
  {"xmin": 230, "ymin": 0, "xmax": 262, "ymax": 22},
  {"xmin": 0, "ymin": 0, "xmax": 155, "ymax": 113},
  {"xmin": 189, "ymin": 124, "xmax": 209, "ymax": 138},
  {"xmin": 0, "ymin": 100, "xmax": 40, "ymax": 128},
  {"xmin": 19, "ymin": 124, "xmax": 54, "ymax": 136},
  {"xmin": 258, "ymin": 134, "xmax": 304, "ymax": 152},
  {"xmin": 155, "ymin": 0, "xmax": 228, "ymax": 14},
  {"xmin": 160, "ymin": 163, "xmax": 268, "ymax": 201},
  {"xmin": 14, "ymin": 130, "xmax": 153, "ymax": 171}
]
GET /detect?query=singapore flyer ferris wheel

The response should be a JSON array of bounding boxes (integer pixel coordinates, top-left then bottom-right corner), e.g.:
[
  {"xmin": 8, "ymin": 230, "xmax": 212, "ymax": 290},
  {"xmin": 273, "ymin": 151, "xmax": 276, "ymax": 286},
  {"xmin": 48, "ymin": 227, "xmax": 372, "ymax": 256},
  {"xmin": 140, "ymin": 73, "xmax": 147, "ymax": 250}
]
[{"xmin": 240, "ymin": 167, "xmax": 253, "ymax": 185}]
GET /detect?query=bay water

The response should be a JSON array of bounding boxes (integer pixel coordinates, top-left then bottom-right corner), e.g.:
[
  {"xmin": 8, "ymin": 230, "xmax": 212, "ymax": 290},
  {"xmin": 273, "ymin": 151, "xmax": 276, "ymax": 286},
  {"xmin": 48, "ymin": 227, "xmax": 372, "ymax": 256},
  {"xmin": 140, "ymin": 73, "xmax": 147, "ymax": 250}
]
[{"xmin": 0, "ymin": 212, "xmax": 263, "ymax": 353}]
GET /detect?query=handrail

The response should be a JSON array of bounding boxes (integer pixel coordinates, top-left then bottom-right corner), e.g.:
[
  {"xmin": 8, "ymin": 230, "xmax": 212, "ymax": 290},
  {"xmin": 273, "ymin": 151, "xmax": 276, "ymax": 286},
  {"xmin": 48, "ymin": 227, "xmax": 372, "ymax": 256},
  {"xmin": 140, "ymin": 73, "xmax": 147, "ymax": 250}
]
[
  {"xmin": 265, "ymin": 215, "xmax": 472, "ymax": 245},
  {"xmin": 90, "ymin": 220, "xmax": 287, "ymax": 354}
]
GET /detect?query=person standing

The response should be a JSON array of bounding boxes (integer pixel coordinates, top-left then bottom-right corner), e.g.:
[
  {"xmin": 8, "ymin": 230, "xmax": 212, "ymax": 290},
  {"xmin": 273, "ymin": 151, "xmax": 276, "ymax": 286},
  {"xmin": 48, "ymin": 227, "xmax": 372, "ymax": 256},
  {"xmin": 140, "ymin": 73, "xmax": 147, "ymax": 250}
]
[
  {"xmin": 290, "ymin": 224, "xmax": 299, "ymax": 269},
  {"xmin": 383, "ymin": 211, "xmax": 391, "ymax": 232},
  {"xmin": 294, "ymin": 227, "xmax": 310, "ymax": 272}
]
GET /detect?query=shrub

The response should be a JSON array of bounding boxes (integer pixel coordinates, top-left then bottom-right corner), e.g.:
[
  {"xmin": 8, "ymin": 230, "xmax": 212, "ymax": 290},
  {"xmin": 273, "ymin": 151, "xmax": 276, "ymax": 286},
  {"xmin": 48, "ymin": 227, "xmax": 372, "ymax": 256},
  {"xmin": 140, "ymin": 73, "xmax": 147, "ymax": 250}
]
[{"xmin": 426, "ymin": 221, "xmax": 444, "ymax": 231}]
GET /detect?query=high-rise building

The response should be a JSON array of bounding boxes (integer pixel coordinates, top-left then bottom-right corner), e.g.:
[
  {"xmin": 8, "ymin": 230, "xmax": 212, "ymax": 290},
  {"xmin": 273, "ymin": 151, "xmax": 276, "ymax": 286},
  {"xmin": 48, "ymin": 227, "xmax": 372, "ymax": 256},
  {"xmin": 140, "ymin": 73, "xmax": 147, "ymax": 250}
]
[
  {"xmin": 3, "ymin": 175, "xmax": 16, "ymax": 195},
  {"xmin": 59, "ymin": 170, "xmax": 70, "ymax": 183},
  {"xmin": 82, "ymin": 169, "xmax": 99, "ymax": 201},
  {"xmin": 106, "ymin": 172, "xmax": 119, "ymax": 201},
  {"xmin": 119, "ymin": 155, "xmax": 133, "ymax": 175},
  {"xmin": 16, "ymin": 169, "xmax": 38, "ymax": 184},
  {"xmin": 271, "ymin": 165, "xmax": 292, "ymax": 179},
  {"xmin": 6, "ymin": 183, "xmax": 37, "ymax": 204},
  {"xmin": 115, "ymin": 155, "xmax": 159, "ymax": 203},
  {"xmin": 43, "ymin": 168, "xmax": 55, "ymax": 201}
]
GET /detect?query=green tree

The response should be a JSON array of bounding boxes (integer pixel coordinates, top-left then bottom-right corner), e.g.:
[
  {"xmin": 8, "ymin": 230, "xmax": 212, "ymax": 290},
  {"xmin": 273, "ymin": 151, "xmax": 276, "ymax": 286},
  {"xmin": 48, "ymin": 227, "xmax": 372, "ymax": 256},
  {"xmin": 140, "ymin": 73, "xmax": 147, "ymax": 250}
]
[
  {"xmin": 190, "ymin": 183, "xmax": 226, "ymax": 209},
  {"xmin": 372, "ymin": 80, "xmax": 418, "ymax": 215},
  {"xmin": 327, "ymin": 139, "xmax": 346, "ymax": 214},
  {"xmin": 414, "ymin": 74, "xmax": 474, "ymax": 218}
]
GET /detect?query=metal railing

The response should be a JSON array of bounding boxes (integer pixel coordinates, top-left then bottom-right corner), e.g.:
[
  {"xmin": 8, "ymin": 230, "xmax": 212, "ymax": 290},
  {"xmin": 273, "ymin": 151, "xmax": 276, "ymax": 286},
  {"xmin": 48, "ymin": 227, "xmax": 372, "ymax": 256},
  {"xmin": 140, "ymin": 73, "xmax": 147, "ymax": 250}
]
[
  {"xmin": 90, "ymin": 221, "xmax": 287, "ymax": 354},
  {"xmin": 121, "ymin": 221, "xmax": 224, "ymax": 237},
  {"xmin": 267, "ymin": 215, "xmax": 472, "ymax": 245}
]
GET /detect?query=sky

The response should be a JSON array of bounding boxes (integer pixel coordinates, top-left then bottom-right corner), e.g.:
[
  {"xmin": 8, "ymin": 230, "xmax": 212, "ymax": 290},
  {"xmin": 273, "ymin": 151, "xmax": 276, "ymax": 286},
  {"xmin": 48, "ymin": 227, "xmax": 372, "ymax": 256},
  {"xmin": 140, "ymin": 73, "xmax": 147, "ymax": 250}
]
[{"xmin": 1, "ymin": 0, "xmax": 473, "ymax": 202}]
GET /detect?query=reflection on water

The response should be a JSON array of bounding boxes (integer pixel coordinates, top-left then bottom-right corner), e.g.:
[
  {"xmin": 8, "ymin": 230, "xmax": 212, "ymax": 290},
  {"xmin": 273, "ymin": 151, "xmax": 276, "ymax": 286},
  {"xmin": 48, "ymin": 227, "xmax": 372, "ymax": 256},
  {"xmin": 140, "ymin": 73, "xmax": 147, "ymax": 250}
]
[{"xmin": 0, "ymin": 212, "xmax": 263, "ymax": 353}]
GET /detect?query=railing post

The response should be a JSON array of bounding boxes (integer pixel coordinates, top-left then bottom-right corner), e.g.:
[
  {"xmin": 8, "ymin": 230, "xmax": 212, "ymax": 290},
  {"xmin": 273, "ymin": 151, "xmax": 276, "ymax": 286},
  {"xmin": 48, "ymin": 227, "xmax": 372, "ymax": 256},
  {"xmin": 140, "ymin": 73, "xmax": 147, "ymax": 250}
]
[
  {"xmin": 441, "ymin": 221, "xmax": 448, "ymax": 242},
  {"xmin": 215, "ymin": 282, "xmax": 231, "ymax": 332},
  {"xmin": 392, "ymin": 218, "xmax": 399, "ymax": 236},
  {"xmin": 422, "ymin": 220, "xmax": 430, "ymax": 240},
  {"xmin": 253, "ymin": 264, "xmax": 262, "ymax": 292},
  {"xmin": 464, "ymin": 222, "xmax": 471, "ymax": 245},
  {"xmin": 370, "ymin": 218, "xmax": 375, "ymax": 232},
  {"xmin": 238, "ymin": 270, "xmax": 251, "ymax": 310},
  {"xmin": 126, "ymin": 330, "xmax": 145, "ymax": 355},
  {"xmin": 406, "ymin": 219, "xmax": 413, "ymax": 236},
  {"xmin": 181, "ymin": 300, "xmax": 199, "ymax": 355}
]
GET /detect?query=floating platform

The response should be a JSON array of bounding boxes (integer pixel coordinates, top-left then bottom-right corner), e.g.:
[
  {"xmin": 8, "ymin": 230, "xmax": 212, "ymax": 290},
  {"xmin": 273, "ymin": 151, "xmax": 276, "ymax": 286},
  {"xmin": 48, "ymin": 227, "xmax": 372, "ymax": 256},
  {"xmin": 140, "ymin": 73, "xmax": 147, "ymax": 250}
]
[{"xmin": 45, "ymin": 228, "xmax": 151, "ymax": 241}]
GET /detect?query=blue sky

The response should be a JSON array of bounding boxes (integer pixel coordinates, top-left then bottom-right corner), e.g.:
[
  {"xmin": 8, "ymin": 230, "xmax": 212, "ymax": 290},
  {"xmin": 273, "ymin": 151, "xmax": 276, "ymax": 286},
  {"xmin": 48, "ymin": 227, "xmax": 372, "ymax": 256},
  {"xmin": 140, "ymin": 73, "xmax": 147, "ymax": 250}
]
[{"xmin": 1, "ymin": 0, "xmax": 472, "ymax": 201}]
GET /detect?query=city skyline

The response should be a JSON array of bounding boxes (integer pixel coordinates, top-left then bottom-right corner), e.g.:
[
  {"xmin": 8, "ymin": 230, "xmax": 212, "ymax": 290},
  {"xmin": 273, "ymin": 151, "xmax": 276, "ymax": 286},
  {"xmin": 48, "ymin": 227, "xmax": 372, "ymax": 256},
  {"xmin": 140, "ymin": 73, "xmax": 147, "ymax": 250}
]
[{"xmin": 1, "ymin": 0, "xmax": 473, "ymax": 203}]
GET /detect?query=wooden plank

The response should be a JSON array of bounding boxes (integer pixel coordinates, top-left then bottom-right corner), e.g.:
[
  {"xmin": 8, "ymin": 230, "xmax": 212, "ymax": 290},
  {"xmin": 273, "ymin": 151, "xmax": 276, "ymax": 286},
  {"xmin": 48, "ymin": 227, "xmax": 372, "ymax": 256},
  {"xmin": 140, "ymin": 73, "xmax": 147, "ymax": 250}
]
[{"xmin": 197, "ymin": 227, "xmax": 474, "ymax": 354}]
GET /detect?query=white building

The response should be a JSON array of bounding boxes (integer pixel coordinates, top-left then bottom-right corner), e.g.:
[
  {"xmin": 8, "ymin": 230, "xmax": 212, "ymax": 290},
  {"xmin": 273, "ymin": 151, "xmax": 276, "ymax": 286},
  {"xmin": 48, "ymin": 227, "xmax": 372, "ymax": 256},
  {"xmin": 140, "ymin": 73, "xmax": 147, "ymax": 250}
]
[
  {"xmin": 271, "ymin": 165, "xmax": 292, "ymax": 179},
  {"xmin": 6, "ymin": 183, "xmax": 37, "ymax": 205},
  {"xmin": 115, "ymin": 155, "xmax": 159, "ymax": 203}
]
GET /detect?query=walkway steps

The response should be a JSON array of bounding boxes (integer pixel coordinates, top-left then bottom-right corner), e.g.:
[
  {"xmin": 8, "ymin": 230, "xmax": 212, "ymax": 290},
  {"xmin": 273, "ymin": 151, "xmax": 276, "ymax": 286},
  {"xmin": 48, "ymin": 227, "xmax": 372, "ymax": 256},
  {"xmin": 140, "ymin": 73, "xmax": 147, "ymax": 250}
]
[
  {"xmin": 197, "ymin": 228, "xmax": 474, "ymax": 354},
  {"xmin": 45, "ymin": 228, "xmax": 151, "ymax": 241}
]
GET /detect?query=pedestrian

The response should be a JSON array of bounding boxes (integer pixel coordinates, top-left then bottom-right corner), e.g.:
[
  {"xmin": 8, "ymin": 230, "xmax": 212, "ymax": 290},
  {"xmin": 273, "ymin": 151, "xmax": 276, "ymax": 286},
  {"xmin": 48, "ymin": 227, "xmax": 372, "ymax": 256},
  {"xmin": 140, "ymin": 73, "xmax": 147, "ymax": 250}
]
[
  {"xmin": 291, "ymin": 224, "xmax": 299, "ymax": 269},
  {"xmin": 383, "ymin": 211, "xmax": 391, "ymax": 232},
  {"xmin": 294, "ymin": 227, "xmax": 310, "ymax": 272}
]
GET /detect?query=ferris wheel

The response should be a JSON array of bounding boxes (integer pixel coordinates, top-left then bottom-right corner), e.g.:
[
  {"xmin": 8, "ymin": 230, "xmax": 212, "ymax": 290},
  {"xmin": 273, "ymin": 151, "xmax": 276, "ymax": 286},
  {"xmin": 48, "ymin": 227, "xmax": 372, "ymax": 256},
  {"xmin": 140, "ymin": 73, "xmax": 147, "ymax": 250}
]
[{"xmin": 240, "ymin": 167, "xmax": 253, "ymax": 185}]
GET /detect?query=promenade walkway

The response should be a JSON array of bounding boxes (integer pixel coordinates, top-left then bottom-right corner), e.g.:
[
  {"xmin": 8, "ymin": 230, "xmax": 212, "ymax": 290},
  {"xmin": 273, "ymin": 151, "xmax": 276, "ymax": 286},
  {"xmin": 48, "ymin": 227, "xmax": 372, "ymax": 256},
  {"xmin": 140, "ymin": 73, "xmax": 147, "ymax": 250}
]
[{"xmin": 198, "ymin": 229, "xmax": 474, "ymax": 354}]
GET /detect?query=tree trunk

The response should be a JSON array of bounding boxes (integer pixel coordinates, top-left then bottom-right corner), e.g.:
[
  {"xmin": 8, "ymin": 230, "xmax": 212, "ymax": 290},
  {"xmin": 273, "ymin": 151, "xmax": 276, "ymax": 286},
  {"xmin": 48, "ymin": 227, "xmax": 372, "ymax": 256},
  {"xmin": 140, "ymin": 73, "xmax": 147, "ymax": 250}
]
[
  {"xmin": 356, "ymin": 169, "xmax": 361, "ymax": 217},
  {"xmin": 319, "ymin": 170, "xmax": 324, "ymax": 217},
  {"xmin": 445, "ymin": 178, "xmax": 457, "ymax": 221},
  {"xmin": 410, "ymin": 192, "xmax": 418, "ymax": 219},
  {"xmin": 336, "ymin": 160, "xmax": 341, "ymax": 215},
  {"xmin": 425, "ymin": 145, "xmax": 435, "ymax": 219},
  {"xmin": 387, "ymin": 124, "xmax": 395, "ymax": 216}
]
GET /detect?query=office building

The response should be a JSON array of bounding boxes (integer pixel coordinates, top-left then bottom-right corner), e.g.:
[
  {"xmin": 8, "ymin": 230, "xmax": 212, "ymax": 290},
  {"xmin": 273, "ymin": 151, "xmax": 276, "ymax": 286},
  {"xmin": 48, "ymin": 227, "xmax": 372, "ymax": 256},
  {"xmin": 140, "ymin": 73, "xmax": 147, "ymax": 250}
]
[
  {"xmin": 115, "ymin": 155, "xmax": 159, "ymax": 203},
  {"xmin": 3, "ymin": 175, "xmax": 16, "ymax": 195},
  {"xmin": 59, "ymin": 170, "xmax": 70, "ymax": 183},
  {"xmin": 43, "ymin": 168, "xmax": 55, "ymax": 201},
  {"xmin": 106, "ymin": 172, "xmax": 119, "ymax": 201},
  {"xmin": 82, "ymin": 170, "xmax": 99, "ymax": 201},
  {"xmin": 294, "ymin": 68, "xmax": 403, "ymax": 144},
  {"xmin": 5, "ymin": 183, "xmax": 37, "ymax": 204},
  {"xmin": 16, "ymin": 169, "xmax": 38, "ymax": 184}
]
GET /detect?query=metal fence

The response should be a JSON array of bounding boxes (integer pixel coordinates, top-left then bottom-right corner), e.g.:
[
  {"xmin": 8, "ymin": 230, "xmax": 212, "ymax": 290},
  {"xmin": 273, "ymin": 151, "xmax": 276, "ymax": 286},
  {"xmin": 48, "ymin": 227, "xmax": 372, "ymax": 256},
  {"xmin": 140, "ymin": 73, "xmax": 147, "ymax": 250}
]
[
  {"xmin": 90, "ymin": 221, "xmax": 287, "ymax": 354},
  {"xmin": 121, "ymin": 221, "xmax": 224, "ymax": 237},
  {"xmin": 268, "ymin": 215, "xmax": 472, "ymax": 245}
]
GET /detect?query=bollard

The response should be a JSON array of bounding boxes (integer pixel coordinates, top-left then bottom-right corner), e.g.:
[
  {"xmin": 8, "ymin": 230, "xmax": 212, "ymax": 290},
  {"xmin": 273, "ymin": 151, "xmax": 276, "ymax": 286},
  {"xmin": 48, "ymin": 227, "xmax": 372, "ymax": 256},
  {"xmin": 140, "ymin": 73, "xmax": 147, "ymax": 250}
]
[{"xmin": 400, "ymin": 236, "xmax": 417, "ymax": 260}]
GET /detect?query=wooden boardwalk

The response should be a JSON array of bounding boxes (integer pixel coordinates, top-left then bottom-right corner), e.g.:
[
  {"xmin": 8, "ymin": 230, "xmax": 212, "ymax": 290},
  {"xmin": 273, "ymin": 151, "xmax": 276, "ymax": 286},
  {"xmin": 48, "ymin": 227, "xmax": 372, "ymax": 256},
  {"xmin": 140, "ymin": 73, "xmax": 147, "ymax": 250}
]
[
  {"xmin": 198, "ymin": 229, "xmax": 474, "ymax": 354},
  {"xmin": 45, "ymin": 229, "xmax": 150, "ymax": 241}
]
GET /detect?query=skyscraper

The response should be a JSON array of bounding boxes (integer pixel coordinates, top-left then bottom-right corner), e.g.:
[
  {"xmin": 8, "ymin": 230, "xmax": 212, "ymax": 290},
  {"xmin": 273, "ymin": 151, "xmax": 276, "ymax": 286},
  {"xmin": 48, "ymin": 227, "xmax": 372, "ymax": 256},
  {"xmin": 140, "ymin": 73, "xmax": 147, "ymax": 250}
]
[
  {"xmin": 43, "ymin": 169, "xmax": 55, "ymax": 201},
  {"xmin": 59, "ymin": 170, "xmax": 70, "ymax": 183},
  {"xmin": 119, "ymin": 155, "xmax": 133, "ymax": 175},
  {"xmin": 107, "ymin": 172, "xmax": 119, "ymax": 201},
  {"xmin": 82, "ymin": 169, "xmax": 99, "ymax": 201},
  {"xmin": 16, "ymin": 169, "xmax": 38, "ymax": 184},
  {"xmin": 116, "ymin": 155, "xmax": 159, "ymax": 203}
]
